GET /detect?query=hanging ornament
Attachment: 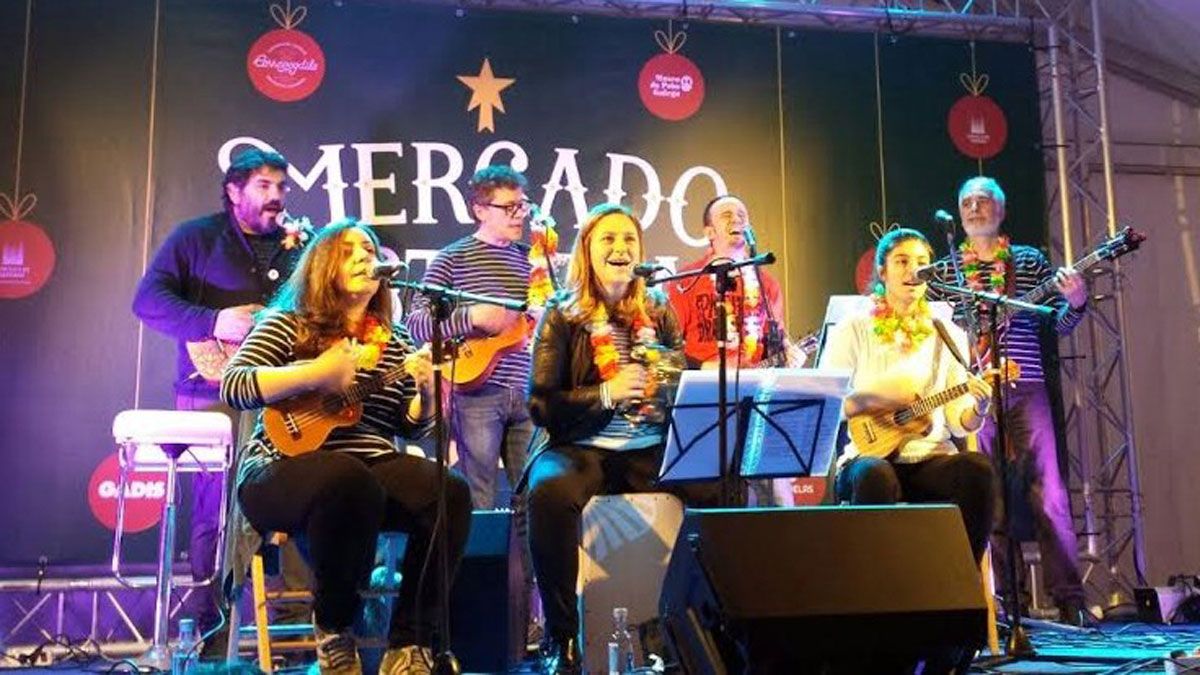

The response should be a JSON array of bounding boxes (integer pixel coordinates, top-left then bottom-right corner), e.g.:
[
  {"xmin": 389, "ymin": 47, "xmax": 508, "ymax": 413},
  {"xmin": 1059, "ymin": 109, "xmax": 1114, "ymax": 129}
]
[
  {"xmin": 246, "ymin": 0, "xmax": 327, "ymax": 103},
  {"xmin": 0, "ymin": 193, "xmax": 55, "ymax": 300},
  {"xmin": 853, "ymin": 221, "xmax": 899, "ymax": 295},
  {"xmin": 638, "ymin": 22, "xmax": 706, "ymax": 121},
  {"xmin": 947, "ymin": 72, "xmax": 1007, "ymax": 159}
]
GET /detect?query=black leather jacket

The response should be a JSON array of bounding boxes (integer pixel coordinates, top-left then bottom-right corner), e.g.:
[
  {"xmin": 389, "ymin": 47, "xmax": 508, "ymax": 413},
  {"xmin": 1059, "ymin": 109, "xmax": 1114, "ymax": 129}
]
[{"xmin": 529, "ymin": 300, "xmax": 683, "ymax": 447}]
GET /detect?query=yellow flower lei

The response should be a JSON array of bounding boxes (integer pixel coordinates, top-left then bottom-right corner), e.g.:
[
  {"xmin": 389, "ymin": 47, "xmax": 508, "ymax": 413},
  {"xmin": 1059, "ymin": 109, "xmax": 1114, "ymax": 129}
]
[{"xmin": 869, "ymin": 285, "xmax": 933, "ymax": 351}]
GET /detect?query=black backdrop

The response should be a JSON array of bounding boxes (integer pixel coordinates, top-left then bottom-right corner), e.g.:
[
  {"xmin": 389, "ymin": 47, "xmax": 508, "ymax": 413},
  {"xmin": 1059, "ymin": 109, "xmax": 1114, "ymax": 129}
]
[{"xmin": 0, "ymin": 0, "xmax": 1044, "ymax": 569}]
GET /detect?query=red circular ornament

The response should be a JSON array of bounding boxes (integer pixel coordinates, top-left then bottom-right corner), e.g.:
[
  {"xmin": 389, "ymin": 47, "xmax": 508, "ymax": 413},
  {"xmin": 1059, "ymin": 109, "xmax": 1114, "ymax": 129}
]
[
  {"xmin": 246, "ymin": 28, "xmax": 326, "ymax": 102},
  {"xmin": 638, "ymin": 52, "xmax": 706, "ymax": 122},
  {"xmin": 87, "ymin": 453, "xmax": 167, "ymax": 533},
  {"xmin": 0, "ymin": 218, "xmax": 56, "ymax": 299},
  {"xmin": 947, "ymin": 94, "xmax": 1007, "ymax": 159},
  {"xmin": 854, "ymin": 248, "xmax": 875, "ymax": 295}
]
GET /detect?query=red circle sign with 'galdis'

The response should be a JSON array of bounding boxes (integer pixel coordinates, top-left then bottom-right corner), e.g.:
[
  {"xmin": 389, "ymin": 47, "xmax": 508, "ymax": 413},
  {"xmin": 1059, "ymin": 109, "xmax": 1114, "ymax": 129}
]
[
  {"xmin": 947, "ymin": 94, "xmax": 1008, "ymax": 160},
  {"xmin": 246, "ymin": 28, "xmax": 326, "ymax": 102},
  {"xmin": 638, "ymin": 52, "xmax": 706, "ymax": 122},
  {"xmin": 0, "ymin": 219, "xmax": 56, "ymax": 299},
  {"xmin": 87, "ymin": 453, "xmax": 167, "ymax": 533}
]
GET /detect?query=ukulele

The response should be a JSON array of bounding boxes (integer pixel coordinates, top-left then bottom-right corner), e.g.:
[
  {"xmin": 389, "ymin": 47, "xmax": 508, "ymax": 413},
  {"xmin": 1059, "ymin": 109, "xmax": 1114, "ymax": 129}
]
[{"xmin": 847, "ymin": 359, "xmax": 1020, "ymax": 460}]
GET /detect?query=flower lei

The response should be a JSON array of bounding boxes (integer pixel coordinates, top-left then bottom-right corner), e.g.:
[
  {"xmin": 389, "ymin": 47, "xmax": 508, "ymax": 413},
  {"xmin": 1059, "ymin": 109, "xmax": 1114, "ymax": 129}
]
[
  {"xmin": 870, "ymin": 284, "xmax": 933, "ymax": 351},
  {"xmin": 527, "ymin": 213, "xmax": 559, "ymax": 309},
  {"xmin": 279, "ymin": 213, "xmax": 314, "ymax": 250},
  {"xmin": 722, "ymin": 267, "xmax": 764, "ymax": 361},
  {"xmin": 959, "ymin": 235, "xmax": 1011, "ymax": 293},
  {"xmin": 354, "ymin": 315, "xmax": 391, "ymax": 370},
  {"xmin": 589, "ymin": 304, "xmax": 659, "ymax": 385}
]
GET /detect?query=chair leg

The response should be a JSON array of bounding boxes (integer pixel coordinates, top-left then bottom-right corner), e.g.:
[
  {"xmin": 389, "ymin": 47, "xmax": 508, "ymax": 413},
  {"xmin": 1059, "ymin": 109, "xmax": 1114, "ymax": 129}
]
[
  {"xmin": 251, "ymin": 552, "xmax": 274, "ymax": 673},
  {"xmin": 226, "ymin": 593, "xmax": 241, "ymax": 664}
]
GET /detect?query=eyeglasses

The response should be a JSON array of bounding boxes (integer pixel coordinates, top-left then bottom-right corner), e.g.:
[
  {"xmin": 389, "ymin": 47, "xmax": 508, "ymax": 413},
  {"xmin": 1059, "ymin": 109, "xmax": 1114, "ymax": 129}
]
[{"xmin": 484, "ymin": 199, "xmax": 534, "ymax": 218}]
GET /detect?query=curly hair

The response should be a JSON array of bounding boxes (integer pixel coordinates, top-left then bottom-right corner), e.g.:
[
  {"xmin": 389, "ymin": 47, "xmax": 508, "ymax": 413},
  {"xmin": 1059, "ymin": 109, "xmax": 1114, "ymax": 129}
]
[{"xmin": 268, "ymin": 219, "xmax": 393, "ymax": 358}]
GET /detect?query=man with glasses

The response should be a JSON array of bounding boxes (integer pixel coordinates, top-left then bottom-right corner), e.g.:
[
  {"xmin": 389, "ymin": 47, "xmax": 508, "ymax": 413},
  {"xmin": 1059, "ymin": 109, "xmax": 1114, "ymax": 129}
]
[
  {"xmin": 407, "ymin": 164, "xmax": 537, "ymax": 511},
  {"xmin": 132, "ymin": 147, "xmax": 311, "ymax": 656},
  {"xmin": 926, "ymin": 175, "xmax": 1091, "ymax": 626}
]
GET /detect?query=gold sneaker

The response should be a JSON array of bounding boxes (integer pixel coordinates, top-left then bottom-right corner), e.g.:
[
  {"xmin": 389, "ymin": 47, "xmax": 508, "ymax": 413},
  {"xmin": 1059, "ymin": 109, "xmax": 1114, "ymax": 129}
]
[
  {"xmin": 314, "ymin": 626, "xmax": 362, "ymax": 675},
  {"xmin": 377, "ymin": 645, "xmax": 433, "ymax": 675}
]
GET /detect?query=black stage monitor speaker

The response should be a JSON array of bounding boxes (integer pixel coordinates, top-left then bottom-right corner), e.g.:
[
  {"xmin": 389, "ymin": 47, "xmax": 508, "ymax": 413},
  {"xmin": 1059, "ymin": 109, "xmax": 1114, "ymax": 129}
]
[
  {"xmin": 659, "ymin": 505, "xmax": 987, "ymax": 674},
  {"xmin": 449, "ymin": 509, "xmax": 528, "ymax": 673}
]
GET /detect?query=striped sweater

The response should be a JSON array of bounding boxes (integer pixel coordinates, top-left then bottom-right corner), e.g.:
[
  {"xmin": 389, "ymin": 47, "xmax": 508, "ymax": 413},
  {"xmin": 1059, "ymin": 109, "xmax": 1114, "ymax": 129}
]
[
  {"xmin": 927, "ymin": 243, "xmax": 1086, "ymax": 382},
  {"xmin": 219, "ymin": 311, "xmax": 432, "ymax": 484},
  {"xmin": 406, "ymin": 235, "xmax": 532, "ymax": 391}
]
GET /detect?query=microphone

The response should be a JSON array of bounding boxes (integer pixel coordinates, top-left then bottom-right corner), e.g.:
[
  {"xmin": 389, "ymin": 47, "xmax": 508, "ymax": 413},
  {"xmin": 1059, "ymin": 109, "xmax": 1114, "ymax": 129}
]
[
  {"xmin": 370, "ymin": 260, "xmax": 409, "ymax": 279},
  {"xmin": 530, "ymin": 203, "xmax": 556, "ymax": 229},
  {"xmin": 934, "ymin": 209, "xmax": 956, "ymax": 231},
  {"xmin": 913, "ymin": 262, "xmax": 940, "ymax": 283},
  {"xmin": 633, "ymin": 262, "xmax": 665, "ymax": 278},
  {"xmin": 743, "ymin": 225, "xmax": 758, "ymax": 256}
]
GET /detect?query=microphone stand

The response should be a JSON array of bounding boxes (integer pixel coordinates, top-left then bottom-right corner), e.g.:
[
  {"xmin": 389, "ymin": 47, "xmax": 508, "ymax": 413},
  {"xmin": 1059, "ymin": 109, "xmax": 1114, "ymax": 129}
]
[
  {"xmin": 925, "ymin": 279, "xmax": 1052, "ymax": 659},
  {"xmin": 389, "ymin": 277, "xmax": 527, "ymax": 675},
  {"xmin": 646, "ymin": 251, "xmax": 775, "ymax": 507},
  {"xmin": 937, "ymin": 214, "xmax": 984, "ymax": 372}
]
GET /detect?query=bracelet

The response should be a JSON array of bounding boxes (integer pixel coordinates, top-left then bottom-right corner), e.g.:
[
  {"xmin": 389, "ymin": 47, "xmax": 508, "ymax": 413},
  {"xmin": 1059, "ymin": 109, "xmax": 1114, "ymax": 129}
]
[
  {"xmin": 600, "ymin": 382, "xmax": 614, "ymax": 410},
  {"xmin": 405, "ymin": 410, "xmax": 436, "ymax": 426}
]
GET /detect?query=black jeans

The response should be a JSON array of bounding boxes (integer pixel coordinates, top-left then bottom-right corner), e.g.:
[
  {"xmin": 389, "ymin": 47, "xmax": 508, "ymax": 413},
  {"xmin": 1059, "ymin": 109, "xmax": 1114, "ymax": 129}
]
[
  {"xmin": 525, "ymin": 443, "xmax": 720, "ymax": 641},
  {"xmin": 834, "ymin": 453, "xmax": 996, "ymax": 564},
  {"xmin": 238, "ymin": 451, "xmax": 472, "ymax": 648}
]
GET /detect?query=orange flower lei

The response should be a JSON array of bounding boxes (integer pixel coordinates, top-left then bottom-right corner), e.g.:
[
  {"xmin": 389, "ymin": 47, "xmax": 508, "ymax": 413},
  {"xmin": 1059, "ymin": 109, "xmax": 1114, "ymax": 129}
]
[
  {"xmin": 589, "ymin": 305, "xmax": 659, "ymax": 382},
  {"xmin": 354, "ymin": 315, "xmax": 391, "ymax": 370},
  {"xmin": 527, "ymin": 214, "xmax": 559, "ymax": 309}
]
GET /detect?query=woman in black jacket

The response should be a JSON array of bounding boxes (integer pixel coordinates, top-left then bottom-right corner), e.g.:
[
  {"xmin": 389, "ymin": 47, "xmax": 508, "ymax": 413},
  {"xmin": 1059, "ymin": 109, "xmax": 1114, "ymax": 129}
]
[{"xmin": 526, "ymin": 203, "xmax": 716, "ymax": 674}]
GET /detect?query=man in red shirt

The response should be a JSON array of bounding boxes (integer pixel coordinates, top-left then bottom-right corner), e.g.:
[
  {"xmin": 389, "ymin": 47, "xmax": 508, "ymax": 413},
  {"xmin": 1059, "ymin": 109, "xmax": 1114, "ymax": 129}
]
[{"xmin": 668, "ymin": 195, "xmax": 797, "ymax": 369}]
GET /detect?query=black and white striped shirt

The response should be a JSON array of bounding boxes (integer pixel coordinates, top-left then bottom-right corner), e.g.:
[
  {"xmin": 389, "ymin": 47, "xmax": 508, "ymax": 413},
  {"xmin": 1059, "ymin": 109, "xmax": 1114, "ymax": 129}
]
[
  {"xmin": 220, "ymin": 311, "xmax": 432, "ymax": 483},
  {"xmin": 406, "ymin": 235, "xmax": 532, "ymax": 391},
  {"xmin": 928, "ymin": 244, "xmax": 1086, "ymax": 382}
]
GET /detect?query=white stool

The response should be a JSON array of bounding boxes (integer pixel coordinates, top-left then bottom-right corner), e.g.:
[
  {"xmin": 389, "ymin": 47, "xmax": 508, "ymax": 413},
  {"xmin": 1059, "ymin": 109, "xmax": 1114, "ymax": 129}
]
[
  {"xmin": 111, "ymin": 409, "xmax": 233, "ymax": 669},
  {"xmin": 578, "ymin": 493, "xmax": 685, "ymax": 674}
]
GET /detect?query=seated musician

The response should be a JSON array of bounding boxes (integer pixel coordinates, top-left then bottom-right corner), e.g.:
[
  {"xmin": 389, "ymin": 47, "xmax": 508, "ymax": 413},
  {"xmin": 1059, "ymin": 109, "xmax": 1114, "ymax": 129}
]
[
  {"xmin": 220, "ymin": 219, "xmax": 472, "ymax": 675},
  {"xmin": 820, "ymin": 227, "xmax": 996, "ymax": 673},
  {"xmin": 820, "ymin": 227, "xmax": 996, "ymax": 563},
  {"xmin": 667, "ymin": 194, "xmax": 805, "ymax": 369},
  {"xmin": 525, "ymin": 204, "xmax": 718, "ymax": 675}
]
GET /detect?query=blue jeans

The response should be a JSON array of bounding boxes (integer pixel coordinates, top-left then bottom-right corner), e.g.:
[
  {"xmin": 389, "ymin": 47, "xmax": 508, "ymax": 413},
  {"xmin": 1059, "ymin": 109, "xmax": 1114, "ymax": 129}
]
[{"xmin": 451, "ymin": 384, "xmax": 534, "ymax": 509}]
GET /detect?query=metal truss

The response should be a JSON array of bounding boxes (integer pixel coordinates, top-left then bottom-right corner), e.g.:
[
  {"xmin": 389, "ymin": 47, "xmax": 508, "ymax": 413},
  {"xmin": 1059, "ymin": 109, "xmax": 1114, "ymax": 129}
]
[
  {"xmin": 0, "ymin": 575, "xmax": 189, "ymax": 667},
  {"xmin": 1034, "ymin": 0, "xmax": 1148, "ymax": 611},
  {"xmin": 429, "ymin": 0, "xmax": 1045, "ymax": 41}
]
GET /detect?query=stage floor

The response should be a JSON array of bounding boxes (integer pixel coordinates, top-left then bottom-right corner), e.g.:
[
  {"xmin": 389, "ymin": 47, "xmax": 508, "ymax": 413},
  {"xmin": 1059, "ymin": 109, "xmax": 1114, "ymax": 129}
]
[
  {"xmin": 4, "ymin": 620, "xmax": 1199, "ymax": 674},
  {"xmin": 972, "ymin": 620, "xmax": 1200, "ymax": 674}
]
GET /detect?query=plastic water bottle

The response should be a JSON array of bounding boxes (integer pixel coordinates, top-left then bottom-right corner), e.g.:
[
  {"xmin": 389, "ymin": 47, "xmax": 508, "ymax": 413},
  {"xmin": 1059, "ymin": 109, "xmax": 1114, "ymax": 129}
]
[
  {"xmin": 606, "ymin": 607, "xmax": 635, "ymax": 674},
  {"xmin": 172, "ymin": 617, "xmax": 198, "ymax": 675}
]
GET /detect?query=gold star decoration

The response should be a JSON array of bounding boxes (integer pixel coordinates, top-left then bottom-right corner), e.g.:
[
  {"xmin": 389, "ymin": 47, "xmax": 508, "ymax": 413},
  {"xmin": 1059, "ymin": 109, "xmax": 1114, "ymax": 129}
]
[{"xmin": 457, "ymin": 58, "xmax": 516, "ymax": 133}]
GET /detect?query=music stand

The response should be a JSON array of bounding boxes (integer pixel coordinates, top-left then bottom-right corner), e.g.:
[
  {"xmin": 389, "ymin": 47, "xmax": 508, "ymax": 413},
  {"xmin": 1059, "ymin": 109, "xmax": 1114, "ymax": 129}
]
[{"xmin": 658, "ymin": 368, "xmax": 850, "ymax": 486}]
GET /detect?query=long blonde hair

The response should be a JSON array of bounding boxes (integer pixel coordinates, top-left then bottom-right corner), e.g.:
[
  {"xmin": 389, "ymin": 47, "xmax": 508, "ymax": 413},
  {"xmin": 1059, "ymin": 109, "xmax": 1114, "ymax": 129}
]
[{"xmin": 562, "ymin": 203, "xmax": 663, "ymax": 324}]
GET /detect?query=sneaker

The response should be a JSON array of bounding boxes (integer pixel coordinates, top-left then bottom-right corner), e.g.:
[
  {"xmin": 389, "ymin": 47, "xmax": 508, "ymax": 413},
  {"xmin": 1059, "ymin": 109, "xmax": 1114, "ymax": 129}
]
[
  {"xmin": 314, "ymin": 626, "xmax": 362, "ymax": 675},
  {"xmin": 378, "ymin": 645, "xmax": 433, "ymax": 675},
  {"xmin": 540, "ymin": 636, "xmax": 580, "ymax": 675}
]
